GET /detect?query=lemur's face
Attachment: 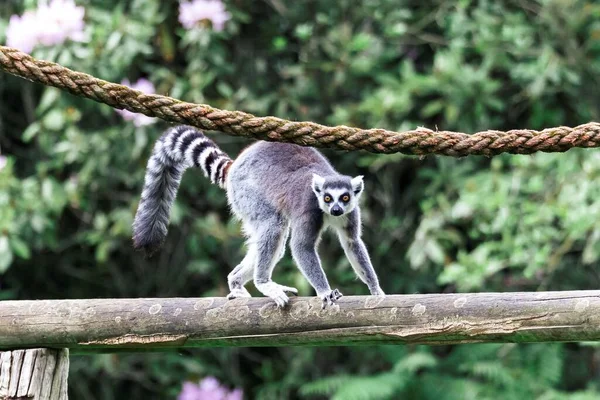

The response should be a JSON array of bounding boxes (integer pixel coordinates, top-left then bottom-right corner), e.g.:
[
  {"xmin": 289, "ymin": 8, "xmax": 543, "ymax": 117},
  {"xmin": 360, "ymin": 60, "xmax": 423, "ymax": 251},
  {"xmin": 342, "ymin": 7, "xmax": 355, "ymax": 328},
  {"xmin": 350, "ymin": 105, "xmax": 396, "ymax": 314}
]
[{"xmin": 311, "ymin": 174, "xmax": 364, "ymax": 217}]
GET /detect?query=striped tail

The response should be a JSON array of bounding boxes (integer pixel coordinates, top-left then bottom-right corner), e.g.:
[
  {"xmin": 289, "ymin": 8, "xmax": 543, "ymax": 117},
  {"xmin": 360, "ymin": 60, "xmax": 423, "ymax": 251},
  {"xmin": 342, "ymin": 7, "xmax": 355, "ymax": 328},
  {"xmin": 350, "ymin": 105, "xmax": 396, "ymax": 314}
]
[{"xmin": 132, "ymin": 126, "xmax": 233, "ymax": 256}]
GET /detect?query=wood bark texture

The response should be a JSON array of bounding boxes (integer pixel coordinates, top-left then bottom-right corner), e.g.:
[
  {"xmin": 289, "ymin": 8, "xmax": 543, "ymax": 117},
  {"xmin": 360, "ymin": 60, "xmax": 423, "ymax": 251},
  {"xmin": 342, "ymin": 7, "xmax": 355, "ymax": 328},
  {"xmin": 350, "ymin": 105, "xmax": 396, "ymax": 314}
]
[
  {"xmin": 0, "ymin": 291, "xmax": 599, "ymax": 351},
  {"xmin": 0, "ymin": 348, "xmax": 69, "ymax": 399}
]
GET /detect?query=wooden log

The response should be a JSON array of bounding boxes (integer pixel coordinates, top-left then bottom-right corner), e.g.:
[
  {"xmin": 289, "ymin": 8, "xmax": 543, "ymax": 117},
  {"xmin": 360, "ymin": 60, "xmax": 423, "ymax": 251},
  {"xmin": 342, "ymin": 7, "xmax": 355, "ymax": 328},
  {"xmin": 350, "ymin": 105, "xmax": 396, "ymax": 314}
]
[
  {"xmin": 0, "ymin": 348, "xmax": 69, "ymax": 399},
  {"xmin": 0, "ymin": 291, "xmax": 599, "ymax": 351}
]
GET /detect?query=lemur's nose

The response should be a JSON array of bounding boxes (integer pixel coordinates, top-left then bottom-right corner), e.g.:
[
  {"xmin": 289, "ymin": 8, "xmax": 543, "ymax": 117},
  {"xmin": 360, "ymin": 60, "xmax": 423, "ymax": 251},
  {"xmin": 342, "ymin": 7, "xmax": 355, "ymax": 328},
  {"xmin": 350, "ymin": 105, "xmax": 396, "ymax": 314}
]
[{"xmin": 331, "ymin": 205, "xmax": 343, "ymax": 216}]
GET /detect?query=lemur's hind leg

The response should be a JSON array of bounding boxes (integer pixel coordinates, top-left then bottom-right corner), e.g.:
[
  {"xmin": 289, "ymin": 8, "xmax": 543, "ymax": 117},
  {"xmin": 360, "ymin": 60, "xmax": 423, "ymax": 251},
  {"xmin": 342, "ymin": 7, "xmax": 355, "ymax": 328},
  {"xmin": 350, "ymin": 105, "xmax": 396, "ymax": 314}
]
[
  {"xmin": 226, "ymin": 243, "xmax": 256, "ymax": 299},
  {"xmin": 251, "ymin": 216, "xmax": 297, "ymax": 307},
  {"xmin": 227, "ymin": 221, "xmax": 293, "ymax": 301}
]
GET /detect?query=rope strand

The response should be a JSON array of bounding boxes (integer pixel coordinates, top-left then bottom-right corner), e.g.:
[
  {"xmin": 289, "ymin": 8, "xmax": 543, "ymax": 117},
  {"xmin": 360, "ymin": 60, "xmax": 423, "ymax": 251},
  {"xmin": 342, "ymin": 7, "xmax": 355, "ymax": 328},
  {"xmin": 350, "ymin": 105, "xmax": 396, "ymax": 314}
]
[{"xmin": 2, "ymin": 45, "xmax": 599, "ymax": 156}]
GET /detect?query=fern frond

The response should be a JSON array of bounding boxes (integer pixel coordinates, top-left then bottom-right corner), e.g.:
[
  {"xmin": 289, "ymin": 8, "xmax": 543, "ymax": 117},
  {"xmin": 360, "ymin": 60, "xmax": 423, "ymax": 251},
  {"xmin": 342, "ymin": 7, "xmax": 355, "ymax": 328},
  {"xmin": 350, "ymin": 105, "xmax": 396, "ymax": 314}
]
[
  {"xmin": 460, "ymin": 361, "xmax": 515, "ymax": 388},
  {"xmin": 537, "ymin": 388, "xmax": 600, "ymax": 400},
  {"xmin": 445, "ymin": 344, "xmax": 504, "ymax": 366},
  {"xmin": 418, "ymin": 373, "xmax": 486, "ymax": 400},
  {"xmin": 393, "ymin": 352, "xmax": 438, "ymax": 374},
  {"xmin": 300, "ymin": 374, "xmax": 353, "ymax": 397},
  {"xmin": 566, "ymin": 390, "xmax": 600, "ymax": 400},
  {"xmin": 331, "ymin": 373, "xmax": 403, "ymax": 400},
  {"xmin": 537, "ymin": 345, "xmax": 563, "ymax": 385}
]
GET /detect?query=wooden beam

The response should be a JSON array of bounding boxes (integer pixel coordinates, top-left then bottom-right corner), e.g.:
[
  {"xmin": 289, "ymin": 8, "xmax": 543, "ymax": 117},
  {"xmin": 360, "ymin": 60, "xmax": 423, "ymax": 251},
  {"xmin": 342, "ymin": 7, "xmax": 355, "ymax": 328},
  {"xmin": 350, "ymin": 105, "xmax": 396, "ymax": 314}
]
[
  {"xmin": 0, "ymin": 348, "xmax": 69, "ymax": 399},
  {"xmin": 1, "ymin": 291, "xmax": 599, "ymax": 351}
]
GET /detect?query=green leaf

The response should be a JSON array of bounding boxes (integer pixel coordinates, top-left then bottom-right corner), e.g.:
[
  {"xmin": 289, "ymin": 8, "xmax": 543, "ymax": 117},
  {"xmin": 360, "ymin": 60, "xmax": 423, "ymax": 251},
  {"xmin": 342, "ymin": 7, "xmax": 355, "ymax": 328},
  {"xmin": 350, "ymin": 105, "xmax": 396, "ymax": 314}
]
[
  {"xmin": 0, "ymin": 236, "xmax": 13, "ymax": 273},
  {"xmin": 349, "ymin": 33, "xmax": 372, "ymax": 52},
  {"xmin": 10, "ymin": 236, "xmax": 31, "ymax": 260},
  {"xmin": 294, "ymin": 24, "xmax": 313, "ymax": 40},
  {"xmin": 22, "ymin": 122, "xmax": 41, "ymax": 142},
  {"xmin": 37, "ymin": 88, "xmax": 61, "ymax": 113},
  {"xmin": 216, "ymin": 82, "xmax": 233, "ymax": 98},
  {"xmin": 421, "ymin": 100, "xmax": 444, "ymax": 118},
  {"xmin": 272, "ymin": 36, "xmax": 287, "ymax": 51},
  {"xmin": 43, "ymin": 109, "xmax": 66, "ymax": 131}
]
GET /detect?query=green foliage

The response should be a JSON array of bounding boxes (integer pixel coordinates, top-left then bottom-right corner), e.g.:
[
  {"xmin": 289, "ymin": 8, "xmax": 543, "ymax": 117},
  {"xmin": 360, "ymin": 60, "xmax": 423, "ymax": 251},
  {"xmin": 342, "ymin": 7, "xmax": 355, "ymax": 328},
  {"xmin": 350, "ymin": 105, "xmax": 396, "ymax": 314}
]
[
  {"xmin": 303, "ymin": 373, "xmax": 402, "ymax": 400},
  {"xmin": 2, "ymin": 0, "xmax": 600, "ymax": 399},
  {"xmin": 412, "ymin": 150, "xmax": 600, "ymax": 291},
  {"xmin": 299, "ymin": 351, "xmax": 437, "ymax": 399},
  {"xmin": 303, "ymin": 344, "xmax": 594, "ymax": 400}
]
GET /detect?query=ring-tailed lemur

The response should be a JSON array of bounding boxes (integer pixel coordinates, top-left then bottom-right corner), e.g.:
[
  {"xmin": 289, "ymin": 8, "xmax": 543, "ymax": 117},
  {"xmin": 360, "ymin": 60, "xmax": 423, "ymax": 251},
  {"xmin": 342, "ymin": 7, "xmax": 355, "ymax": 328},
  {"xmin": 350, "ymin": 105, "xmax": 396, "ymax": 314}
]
[{"xmin": 133, "ymin": 126, "xmax": 384, "ymax": 307}]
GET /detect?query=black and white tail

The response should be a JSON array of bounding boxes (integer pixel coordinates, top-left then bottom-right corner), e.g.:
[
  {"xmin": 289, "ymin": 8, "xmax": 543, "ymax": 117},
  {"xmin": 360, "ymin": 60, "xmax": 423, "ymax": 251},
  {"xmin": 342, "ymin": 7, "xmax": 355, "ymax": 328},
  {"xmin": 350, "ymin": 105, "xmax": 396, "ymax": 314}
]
[{"xmin": 132, "ymin": 126, "xmax": 233, "ymax": 255}]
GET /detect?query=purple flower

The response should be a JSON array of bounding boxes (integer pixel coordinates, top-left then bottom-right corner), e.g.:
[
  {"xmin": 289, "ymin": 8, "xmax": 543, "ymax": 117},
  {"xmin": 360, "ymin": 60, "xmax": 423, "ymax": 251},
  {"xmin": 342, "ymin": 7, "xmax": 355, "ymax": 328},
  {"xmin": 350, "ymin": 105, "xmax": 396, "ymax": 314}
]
[
  {"xmin": 5, "ymin": 0, "xmax": 85, "ymax": 53},
  {"xmin": 0, "ymin": 156, "xmax": 7, "ymax": 171},
  {"xmin": 198, "ymin": 377, "xmax": 222, "ymax": 391},
  {"xmin": 115, "ymin": 79, "xmax": 157, "ymax": 127},
  {"xmin": 177, "ymin": 377, "xmax": 243, "ymax": 400},
  {"xmin": 37, "ymin": 0, "xmax": 86, "ymax": 46},
  {"xmin": 178, "ymin": 382, "xmax": 204, "ymax": 400},
  {"xmin": 226, "ymin": 389, "xmax": 243, "ymax": 400},
  {"xmin": 179, "ymin": 0, "xmax": 231, "ymax": 31},
  {"xmin": 6, "ymin": 11, "xmax": 40, "ymax": 53}
]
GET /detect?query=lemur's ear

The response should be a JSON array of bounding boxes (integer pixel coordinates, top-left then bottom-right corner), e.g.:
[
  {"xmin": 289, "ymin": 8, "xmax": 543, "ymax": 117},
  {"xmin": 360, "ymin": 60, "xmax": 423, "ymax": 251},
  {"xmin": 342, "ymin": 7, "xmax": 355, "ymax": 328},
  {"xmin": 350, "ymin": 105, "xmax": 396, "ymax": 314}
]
[
  {"xmin": 312, "ymin": 174, "xmax": 325, "ymax": 194},
  {"xmin": 351, "ymin": 175, "xmax": 364, "ymax": 195}
]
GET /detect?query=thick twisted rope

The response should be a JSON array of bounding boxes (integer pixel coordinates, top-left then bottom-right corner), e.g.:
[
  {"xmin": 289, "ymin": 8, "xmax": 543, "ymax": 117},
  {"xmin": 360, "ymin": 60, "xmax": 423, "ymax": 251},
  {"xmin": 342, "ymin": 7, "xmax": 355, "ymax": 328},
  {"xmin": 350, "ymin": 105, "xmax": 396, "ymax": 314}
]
[{"xmin": 1, "ymin": 45, "xmax": 599, "ymax": 156}]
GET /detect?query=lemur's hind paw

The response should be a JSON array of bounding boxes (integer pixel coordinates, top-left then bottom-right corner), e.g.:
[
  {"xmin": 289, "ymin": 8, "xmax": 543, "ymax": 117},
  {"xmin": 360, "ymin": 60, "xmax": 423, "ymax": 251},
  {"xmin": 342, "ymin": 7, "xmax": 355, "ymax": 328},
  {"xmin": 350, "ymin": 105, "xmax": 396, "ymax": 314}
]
[
  {"xmin": 227, "ymin": 287, "xmax": 252, "ymax": 300},
  {"xmin": 321, "ymin": 288, "xmax": 343, "ymax": 309},
  {"xmin": 255, "ymin": 281, "xmax": 298, "ymax": 308}
]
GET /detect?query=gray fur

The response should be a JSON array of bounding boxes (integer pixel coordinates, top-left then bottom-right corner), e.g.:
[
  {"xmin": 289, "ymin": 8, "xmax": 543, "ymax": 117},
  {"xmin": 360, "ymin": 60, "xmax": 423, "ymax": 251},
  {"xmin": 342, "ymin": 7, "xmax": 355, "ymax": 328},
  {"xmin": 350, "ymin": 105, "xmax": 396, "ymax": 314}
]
[
  {"xmin": 132, "ymin": 126, "xmax": 232, "ymax": 255},
  {"xmin": 133, "ymin": 127, "xmax": 384, "ymax": 307},
  {"xmin": 226, "ymin": 141, "xmax": 384, "ymax": 307}
]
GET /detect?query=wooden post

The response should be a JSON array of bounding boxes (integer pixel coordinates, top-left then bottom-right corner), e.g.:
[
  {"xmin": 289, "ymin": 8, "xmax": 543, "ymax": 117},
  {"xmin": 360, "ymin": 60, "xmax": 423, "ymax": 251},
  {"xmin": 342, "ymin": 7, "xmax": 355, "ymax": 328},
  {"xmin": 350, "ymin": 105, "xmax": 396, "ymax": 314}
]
[{"xmin": 0, "ymin": 349, "xmax": 68, "ymax": 400}]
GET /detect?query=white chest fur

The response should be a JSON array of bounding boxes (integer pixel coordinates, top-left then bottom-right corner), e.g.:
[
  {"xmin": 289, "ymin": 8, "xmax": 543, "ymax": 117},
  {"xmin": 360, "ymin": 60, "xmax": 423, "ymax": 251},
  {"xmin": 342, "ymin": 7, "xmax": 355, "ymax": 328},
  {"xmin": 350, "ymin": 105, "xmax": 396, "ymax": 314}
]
[{"xmin": 323, "ymin": 213, "xmax": 348, "ymax": 231}]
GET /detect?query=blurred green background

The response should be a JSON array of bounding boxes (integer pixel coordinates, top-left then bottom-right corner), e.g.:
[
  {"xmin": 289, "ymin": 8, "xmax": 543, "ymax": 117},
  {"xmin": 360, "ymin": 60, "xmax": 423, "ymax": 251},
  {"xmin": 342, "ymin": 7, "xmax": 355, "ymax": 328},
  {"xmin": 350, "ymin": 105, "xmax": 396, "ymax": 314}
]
[{"xmin": 2, "ymin": 0, "xmax": 600, "ymax": 399}]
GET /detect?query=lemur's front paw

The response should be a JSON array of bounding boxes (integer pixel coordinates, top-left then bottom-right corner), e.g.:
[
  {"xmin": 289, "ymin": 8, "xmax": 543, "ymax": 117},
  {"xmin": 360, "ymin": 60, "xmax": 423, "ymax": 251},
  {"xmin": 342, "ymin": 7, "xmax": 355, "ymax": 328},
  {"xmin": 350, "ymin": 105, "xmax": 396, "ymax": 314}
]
[
  {"xmin": 321, "ymin": 288, "xmax": 343, "ymax": 309},
  {"xmin": 227, "ymin": 287, "xmax": 252, "ymax": 300},
  {"xmin": 275, "ymin": 283, "xmax": 299, "ymax": 296},
  {"xmin": 255, "ymin": 281, "xmax": 298, "ymax": 308},
  {"xmin": 370, "ymin": 287, "xmax": 385, "ymax": 296}
]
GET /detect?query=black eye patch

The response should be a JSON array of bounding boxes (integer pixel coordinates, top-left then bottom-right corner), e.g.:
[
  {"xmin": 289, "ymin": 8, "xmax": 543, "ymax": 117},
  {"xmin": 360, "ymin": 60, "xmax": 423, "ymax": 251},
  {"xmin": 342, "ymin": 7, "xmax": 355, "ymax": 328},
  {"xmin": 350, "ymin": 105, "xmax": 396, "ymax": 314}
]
[
  {"xmin": 339, "ymin": 193, "xmax": 350, "ymax": 202},
  {"xmin": 324, "ymin": 194, "xmax": 333, "ymax": 203}
]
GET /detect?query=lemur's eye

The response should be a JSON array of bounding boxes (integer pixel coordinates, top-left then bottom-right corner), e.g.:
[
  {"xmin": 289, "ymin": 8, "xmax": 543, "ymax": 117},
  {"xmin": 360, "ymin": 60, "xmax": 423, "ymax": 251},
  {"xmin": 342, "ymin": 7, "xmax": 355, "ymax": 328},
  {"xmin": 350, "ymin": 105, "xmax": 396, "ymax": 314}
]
[
  {"xmin": 324, "ymin": 195, "xmax": 332, "ymax": 203},
  {"xmin": 341, "ymin": 195, "xmax": 350, "ymax": 202}
]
